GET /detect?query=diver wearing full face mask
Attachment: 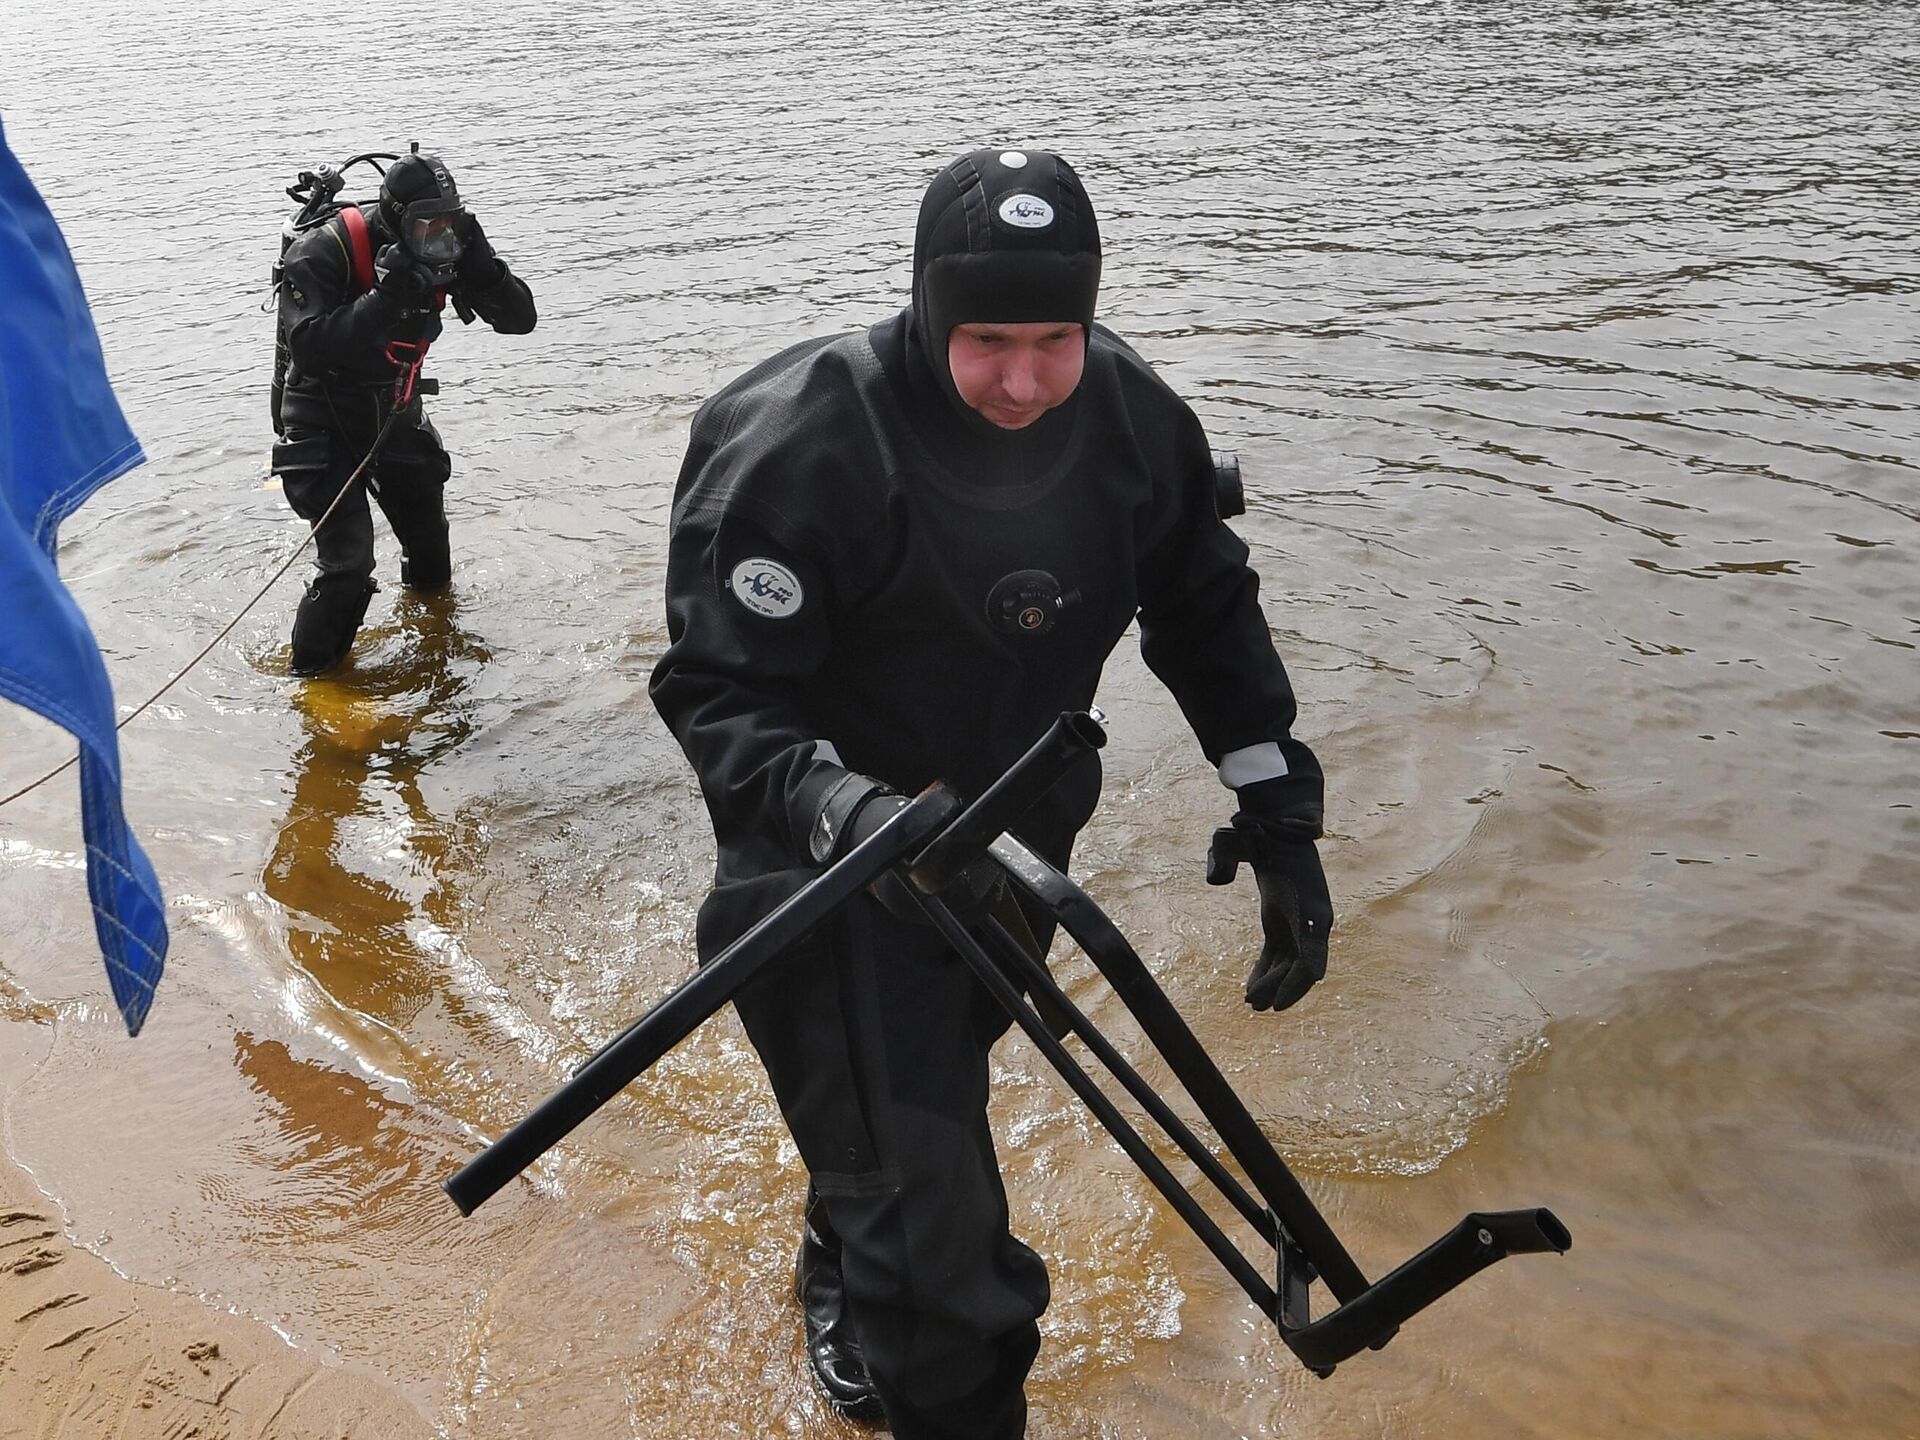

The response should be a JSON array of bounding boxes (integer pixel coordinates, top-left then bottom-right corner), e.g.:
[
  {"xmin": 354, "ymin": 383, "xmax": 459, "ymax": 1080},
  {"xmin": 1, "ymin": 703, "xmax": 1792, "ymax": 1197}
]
[
  {"xmin": 270, "ymin": 145, "xmax": 536, "ymax": 676},
  {"xmin": 650, "ymin": 148, "xmax": 1333, "ymax": 1437}
]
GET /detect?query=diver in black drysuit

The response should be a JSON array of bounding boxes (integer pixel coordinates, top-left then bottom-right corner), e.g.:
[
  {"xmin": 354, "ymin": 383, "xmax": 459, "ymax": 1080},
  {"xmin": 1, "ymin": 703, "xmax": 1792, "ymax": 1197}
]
[
  {"xmin": 273, "ymin": 150, "xmax": 535, "ymax": 676},
  {"xmin": 649, "ymin": 149, "xmax": 1333, "ymax": 1438}
]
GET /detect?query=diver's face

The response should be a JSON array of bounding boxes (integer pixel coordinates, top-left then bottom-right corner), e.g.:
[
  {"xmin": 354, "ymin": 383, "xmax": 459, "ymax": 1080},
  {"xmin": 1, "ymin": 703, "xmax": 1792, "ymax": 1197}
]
[{"xmin": 947, "ymin": 322, "xmax": 1086, "ymax": 429}]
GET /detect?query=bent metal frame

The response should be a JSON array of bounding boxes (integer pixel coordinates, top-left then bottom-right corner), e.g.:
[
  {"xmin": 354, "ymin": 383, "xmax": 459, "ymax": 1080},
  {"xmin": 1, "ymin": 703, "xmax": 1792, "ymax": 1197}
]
[{"xmin": 444, "ymin": 710, "xmax": 1570, "ymax": 1378}]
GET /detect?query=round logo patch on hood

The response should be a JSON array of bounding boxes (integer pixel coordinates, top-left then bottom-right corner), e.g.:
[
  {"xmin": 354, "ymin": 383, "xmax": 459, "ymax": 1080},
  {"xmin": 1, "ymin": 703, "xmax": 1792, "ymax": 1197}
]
[{"xmin": 997, "ymin": 193, "xmax": 1055, "ymax": 229}]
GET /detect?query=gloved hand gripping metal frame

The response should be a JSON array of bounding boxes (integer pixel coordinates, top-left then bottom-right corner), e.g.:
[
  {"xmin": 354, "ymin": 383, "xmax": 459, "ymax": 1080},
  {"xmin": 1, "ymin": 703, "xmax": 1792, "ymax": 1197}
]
[{"xmin": 444, "ymin": 711, "xmax": 1570, "ymax": 1377}]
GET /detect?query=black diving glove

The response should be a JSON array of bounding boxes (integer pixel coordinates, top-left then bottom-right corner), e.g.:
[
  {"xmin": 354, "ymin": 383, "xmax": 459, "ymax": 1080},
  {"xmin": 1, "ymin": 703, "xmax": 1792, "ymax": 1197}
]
[
  {"xmin": 813, "ymin": 775, "xmax": 1004, "ymax": 927},
  {"xmin": 374, "ymin": 245, "xmax": 435, "ymax": 310},
  {"xmin": 1207, "ymin": 817, "xmax": 1333, "ymax": 1012},
  {"xmin": 452, "ymin": 214, "xmax": 506, "ymax": 291}
]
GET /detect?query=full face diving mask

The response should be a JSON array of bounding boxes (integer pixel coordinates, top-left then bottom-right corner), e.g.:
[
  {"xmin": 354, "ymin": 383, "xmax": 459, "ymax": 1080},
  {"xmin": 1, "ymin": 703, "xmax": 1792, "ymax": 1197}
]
[{"xmin": 398, "ymin": 195, "xmax": 467, "ymax": 281}]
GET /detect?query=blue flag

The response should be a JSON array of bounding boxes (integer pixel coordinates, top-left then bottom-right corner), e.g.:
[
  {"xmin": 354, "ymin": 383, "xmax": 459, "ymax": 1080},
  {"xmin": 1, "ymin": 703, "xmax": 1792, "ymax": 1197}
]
[{"xmin": 0, "ymin": 117, "xmax": 167, "ymax": 1035}]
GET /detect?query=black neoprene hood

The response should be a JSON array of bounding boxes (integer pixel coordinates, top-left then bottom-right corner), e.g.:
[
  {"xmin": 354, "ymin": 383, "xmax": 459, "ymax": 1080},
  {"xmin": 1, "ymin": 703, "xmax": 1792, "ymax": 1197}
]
[
  {"xmin": 912, "ymin": 148, "xmax": 1103, "ymax": 360},
  {"xmin": 378, "ymin": 150, "xmax": 461, "ymax": 233}
]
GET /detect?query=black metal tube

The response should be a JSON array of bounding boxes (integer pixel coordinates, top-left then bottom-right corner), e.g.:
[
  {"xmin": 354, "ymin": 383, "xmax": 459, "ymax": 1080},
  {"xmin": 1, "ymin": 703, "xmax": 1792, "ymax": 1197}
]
[
  {"xmin": 1282, "ymin": 1208, "xmax": 1571, "ymax": 1372},
  {"xmin": 913, "ymin": 892, "xmax": 1279, "ymax": 1317},
  {"xmin": 991, "ymin": 834, "xmax": 1373, "ymax": 1304},
  {"xmin": 980, "ymin": 916, "xmax": 1277, "ymax": 1246},
  {"xmin": 907, "ymin": 710, "xmax": 1106, "ymax": 895},
  {"xmin": 443, "ymin": 786, "xmax": 961, "ymax": 1217},
  {"xmin": 985, "ymin": 834, "xmax": 1574, "ymax": 1375}
]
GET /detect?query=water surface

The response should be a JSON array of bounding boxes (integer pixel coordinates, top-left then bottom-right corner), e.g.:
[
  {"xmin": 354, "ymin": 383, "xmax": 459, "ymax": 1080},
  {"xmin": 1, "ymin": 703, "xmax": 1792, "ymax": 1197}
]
[{"xmin": 1, "ymin": 2, "xmax": 1916, "ymax": 1434}]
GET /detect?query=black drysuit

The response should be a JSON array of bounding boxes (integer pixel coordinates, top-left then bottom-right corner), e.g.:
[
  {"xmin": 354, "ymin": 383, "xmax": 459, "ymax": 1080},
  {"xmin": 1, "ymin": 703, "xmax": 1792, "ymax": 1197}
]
[
  {"xmin": 649, "ymin": 309, "xmax": 1321, "ymax": 1438},
  {"xmin": 272, "ymin": 209, "xmax": 534, "ymax": 672}
]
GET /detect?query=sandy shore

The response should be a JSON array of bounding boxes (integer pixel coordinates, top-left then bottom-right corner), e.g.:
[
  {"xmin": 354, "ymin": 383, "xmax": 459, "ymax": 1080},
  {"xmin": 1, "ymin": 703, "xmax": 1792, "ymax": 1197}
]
[{"xmin": 0, "ymin": 1156, "xmax": 432, "ymax": 1440}]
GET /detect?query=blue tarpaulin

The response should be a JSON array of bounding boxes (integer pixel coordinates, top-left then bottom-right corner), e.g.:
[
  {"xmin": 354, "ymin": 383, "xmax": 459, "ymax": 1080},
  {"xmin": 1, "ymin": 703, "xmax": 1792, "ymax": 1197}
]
[{"xmin": 0, "ymin": 116, "xmax": 167, "ymax": 1035}]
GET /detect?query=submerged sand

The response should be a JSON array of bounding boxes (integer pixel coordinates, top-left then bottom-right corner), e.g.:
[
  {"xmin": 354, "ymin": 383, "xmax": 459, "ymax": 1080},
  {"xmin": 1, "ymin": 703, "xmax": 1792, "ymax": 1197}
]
[{"xmin": 0, "ymin": 1157, "xmax": 429, "ymax": 1440}]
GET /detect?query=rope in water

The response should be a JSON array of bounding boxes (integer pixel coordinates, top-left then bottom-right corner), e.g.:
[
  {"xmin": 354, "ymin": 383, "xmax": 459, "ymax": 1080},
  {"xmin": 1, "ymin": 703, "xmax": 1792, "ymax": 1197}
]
[{"xmin": 0, "ymin": 407, "xmax": 404, "ymax": 810}]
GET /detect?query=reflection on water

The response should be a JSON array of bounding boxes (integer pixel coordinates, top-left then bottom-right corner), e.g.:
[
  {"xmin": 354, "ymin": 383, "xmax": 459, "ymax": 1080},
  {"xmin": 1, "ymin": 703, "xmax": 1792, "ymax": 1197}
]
[
  {"xmin": 232, "ymin": 1030, "xmax": 444, "ymax": 1249},
  {"xmin": 0, "ymin": 0, "xmax": 1917, "ymax": 1435},
  {"xmin": 265, "ymin": 592, "xmax": 490, "ymax": 1033}
]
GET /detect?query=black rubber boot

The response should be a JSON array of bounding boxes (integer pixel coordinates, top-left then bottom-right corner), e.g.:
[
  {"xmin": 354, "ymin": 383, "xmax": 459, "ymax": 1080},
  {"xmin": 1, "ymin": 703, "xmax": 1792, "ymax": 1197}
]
[
  {"xmin": 289, "ymin": 576, "xmax": 377, "ymax": 676},
  {"xmin": 796, "ymin": 1186, "xmax": 885, "ymax": 1424},
  {"xmin": 398, "ymin": 535, "xmax": 450, "ymax": 592}
]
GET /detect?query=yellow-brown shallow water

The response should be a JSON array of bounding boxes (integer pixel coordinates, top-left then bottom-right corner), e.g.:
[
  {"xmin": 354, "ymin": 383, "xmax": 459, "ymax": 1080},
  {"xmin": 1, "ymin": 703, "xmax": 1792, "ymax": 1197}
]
[{"xmin": 2, "ymin": 2, "xmax": 1917, "ymax": 1435}]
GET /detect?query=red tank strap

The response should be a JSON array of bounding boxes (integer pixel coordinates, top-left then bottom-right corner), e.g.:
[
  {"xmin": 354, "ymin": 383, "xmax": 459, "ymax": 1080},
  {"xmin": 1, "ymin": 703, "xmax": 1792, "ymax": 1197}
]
[{"xmin": 339, "ymin": 205, "xmax": 375, "ymax": 294}]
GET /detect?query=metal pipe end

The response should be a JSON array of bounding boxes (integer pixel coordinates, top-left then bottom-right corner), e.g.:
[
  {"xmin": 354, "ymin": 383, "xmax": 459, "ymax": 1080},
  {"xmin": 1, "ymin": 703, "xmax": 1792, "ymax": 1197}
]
[
  {"xmin": 442, "ymin": 1175, "xmax": 481, "ymax": 1218},
  {"xmin": 1065, "ymin": 709, "xmax": 1108, "ymax": 750}
]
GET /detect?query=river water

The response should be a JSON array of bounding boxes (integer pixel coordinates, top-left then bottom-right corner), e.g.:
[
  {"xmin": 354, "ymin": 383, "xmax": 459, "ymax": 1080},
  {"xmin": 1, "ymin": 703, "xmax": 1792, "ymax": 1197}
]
[{"xmin": 1, "ymin": 1, "xmax": 1916, "ymax": 1435}]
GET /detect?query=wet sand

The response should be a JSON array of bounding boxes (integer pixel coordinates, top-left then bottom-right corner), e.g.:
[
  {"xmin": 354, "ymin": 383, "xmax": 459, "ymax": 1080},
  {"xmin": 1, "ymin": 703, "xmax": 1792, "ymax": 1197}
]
[{"xmin": 0, "ymin": 1155, "xmax": 429, "ymax": 1440}]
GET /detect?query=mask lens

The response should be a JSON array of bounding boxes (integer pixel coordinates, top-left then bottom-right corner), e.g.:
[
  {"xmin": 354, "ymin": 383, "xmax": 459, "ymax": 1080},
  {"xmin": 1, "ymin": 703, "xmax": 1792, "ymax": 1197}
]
[{"xmin": 405, "ymin": 208, "xmax": 465, "ymax": 265}]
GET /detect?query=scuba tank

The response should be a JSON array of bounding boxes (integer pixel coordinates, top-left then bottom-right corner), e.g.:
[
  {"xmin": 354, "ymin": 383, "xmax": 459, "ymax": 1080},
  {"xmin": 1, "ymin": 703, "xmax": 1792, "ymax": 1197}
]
[{"xmin": 267, "ymin": 152, "xmax": 396, "ymax": 432}]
